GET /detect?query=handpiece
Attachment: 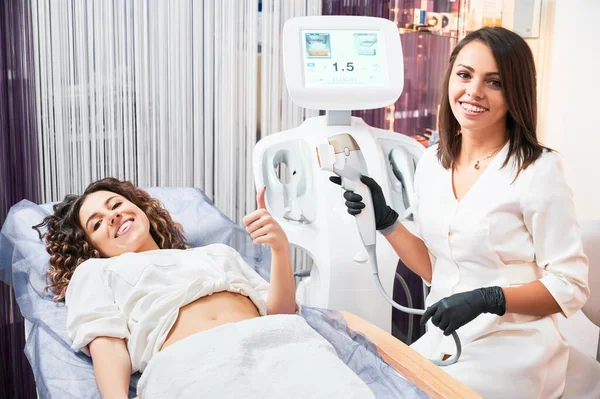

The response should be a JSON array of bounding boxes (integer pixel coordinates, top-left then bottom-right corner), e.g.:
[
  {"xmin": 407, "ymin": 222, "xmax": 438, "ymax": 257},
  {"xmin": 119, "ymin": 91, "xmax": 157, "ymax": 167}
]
[{"xmin": 317, "ymin": 134, "xmax": 375, "ymax": 247}]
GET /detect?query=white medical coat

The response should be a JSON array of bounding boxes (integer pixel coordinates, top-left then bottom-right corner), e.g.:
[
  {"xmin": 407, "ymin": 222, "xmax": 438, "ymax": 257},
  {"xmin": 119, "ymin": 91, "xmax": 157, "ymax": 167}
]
[{"xmin": 408, "ymin": 143, "xmax": 589, "ymax": 399}]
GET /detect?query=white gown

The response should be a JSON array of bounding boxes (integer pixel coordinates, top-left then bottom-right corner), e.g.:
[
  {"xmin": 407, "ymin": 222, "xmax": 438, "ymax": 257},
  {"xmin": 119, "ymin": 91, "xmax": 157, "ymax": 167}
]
[{"xmin": 407, "ymin": 143, "xmax": 589, "ymax": 399}]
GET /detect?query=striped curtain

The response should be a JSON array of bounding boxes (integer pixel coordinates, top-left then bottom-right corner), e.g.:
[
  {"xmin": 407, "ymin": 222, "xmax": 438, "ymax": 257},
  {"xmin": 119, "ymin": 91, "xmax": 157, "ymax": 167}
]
[
  {"xmin": 31, "ymin": 0, "xmax": 260, "ymax": 224},
  {"xmin": 259, "ymin": 0, "xmax": 321, "ymax": 139}
]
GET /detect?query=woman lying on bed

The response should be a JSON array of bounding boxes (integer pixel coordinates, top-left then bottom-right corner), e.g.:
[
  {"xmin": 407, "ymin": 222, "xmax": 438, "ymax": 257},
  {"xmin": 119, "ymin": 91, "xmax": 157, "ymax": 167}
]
[{"xmin": 34, "ymin": 178, "xmax": 374, "ymax": 399}]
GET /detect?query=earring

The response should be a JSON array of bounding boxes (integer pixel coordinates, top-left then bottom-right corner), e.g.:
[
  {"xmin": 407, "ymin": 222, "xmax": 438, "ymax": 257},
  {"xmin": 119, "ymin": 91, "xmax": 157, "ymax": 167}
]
[{"xmin": 455, "ymin": 130, "xmax": 462, "ymax": 136}]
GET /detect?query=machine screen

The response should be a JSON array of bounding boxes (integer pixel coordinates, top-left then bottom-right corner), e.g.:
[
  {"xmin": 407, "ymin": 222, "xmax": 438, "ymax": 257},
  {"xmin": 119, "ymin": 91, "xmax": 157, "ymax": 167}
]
[{"xmin": 301, "ymin": 29, "xmax": 387, "ymax": 87}]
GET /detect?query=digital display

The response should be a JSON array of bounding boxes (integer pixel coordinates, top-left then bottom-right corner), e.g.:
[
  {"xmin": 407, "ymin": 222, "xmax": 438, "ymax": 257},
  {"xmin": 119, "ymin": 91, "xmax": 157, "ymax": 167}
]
[{"xmin": 302, "ymin": 29, "xmax": 387, "ymax": 87}]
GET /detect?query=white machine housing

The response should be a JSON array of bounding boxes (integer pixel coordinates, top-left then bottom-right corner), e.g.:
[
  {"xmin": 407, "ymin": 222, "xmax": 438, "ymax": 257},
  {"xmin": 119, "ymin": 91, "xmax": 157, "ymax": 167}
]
[{"xmin": 254, "ymin": 16, "xmax": 424, "ymax": 333}]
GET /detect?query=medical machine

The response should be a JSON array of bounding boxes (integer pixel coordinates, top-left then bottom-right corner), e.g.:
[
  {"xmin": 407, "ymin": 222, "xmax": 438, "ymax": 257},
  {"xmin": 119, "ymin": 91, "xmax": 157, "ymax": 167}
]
[{"xmin": 253, "ymin": 15, "xmax": 460, "ymax": 365}]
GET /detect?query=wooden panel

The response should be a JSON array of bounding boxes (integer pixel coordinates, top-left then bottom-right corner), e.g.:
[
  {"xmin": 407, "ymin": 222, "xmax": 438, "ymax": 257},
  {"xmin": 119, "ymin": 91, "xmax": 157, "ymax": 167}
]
[{"xmin": 341, "ymin": 311, "xmax": 481, "ymax": 399}]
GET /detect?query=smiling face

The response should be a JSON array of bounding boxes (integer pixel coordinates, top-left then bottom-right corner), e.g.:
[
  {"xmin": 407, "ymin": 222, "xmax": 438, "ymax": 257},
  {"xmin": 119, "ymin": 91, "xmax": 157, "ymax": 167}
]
[
  {"xmin": 448, "ymin": 40, "xmax": 508, "ymax": 136},
  {"xmin": 78, "ymin": 190, "xmax": 159, "ymax": 257}
]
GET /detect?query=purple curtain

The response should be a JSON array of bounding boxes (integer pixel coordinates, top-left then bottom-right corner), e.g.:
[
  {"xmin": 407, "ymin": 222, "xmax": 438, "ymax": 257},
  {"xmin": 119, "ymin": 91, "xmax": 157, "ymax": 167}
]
[{"xmin": 0, "ymin": 0, "xmax": 40, "ymax": 397}]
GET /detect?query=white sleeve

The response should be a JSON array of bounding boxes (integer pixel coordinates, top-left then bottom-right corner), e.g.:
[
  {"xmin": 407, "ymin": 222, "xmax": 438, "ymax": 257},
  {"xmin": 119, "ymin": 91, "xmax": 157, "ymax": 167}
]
[
  {"xmin": 65, "ymin": 260, "xmax": 130, "ymax": 356},
  {"xmin": 227, "ymin": 247, "xmax": 270, "ymax": 303},
  {"xmin": 521, "ymin": 153, "xmax": 590, "ymax": 318}
]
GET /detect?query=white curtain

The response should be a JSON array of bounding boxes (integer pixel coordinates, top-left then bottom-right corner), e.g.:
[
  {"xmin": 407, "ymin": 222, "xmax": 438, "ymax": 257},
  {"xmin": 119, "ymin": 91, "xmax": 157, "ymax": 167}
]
[
  {"xmin": 260, "ymin": 0, "xmax": 322, "ymax": 275},
  {"xmin": 31, "ymin": 0, "xmax": 322, "ymax": 274},
  {"xmin": 31, "ymin": 0, "xmax": 261, "ymax": 224},
  {"xmin": 259, "ymin": 0, "xmax": 321, "ymax": 139}
]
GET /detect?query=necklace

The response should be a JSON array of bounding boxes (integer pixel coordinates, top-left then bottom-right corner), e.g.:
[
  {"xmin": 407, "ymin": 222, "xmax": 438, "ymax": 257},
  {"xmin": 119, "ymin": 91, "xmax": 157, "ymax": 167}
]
[
  {"xmin": 473, "ymin": 145, "xmax": 503, "ymax": 170},
  {"xmin": 473, "ymin": 153, "xmax": 494, "ymax": 170}
]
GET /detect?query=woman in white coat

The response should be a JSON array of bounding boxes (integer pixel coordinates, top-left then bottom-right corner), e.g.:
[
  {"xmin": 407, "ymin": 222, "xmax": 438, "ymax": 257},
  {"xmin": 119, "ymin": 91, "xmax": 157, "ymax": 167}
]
[{"xmin": 332, "ymin": 27, "xmax": 589, "ymax": 398}]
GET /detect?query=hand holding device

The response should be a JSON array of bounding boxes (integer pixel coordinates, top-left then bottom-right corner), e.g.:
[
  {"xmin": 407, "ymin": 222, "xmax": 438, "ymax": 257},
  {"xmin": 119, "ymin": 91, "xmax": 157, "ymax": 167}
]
[
  {"xmin": 421, "ymin": 286, "xmax": 506, "ymax": 336},
  {"xmin": 329, "ymin": 175, "xmax": 399, "ymax": 232}
]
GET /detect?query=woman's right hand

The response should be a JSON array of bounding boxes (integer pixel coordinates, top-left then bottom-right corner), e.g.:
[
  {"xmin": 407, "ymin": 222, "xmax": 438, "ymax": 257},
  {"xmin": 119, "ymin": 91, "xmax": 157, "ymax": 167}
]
[
  {"xmin": 329, "ymin": 175, "xmax": 399, "ymax": 231},
  {"xmin": 243, "ymin": 186, "xmax": 289, "ymax": 254}
]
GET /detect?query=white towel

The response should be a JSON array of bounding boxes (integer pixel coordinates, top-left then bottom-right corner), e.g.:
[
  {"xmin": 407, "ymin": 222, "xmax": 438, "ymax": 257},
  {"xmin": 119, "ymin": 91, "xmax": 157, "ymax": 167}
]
[{"xmin": 137, "ymin": 314, "xmax": 375, "ymax": 399}]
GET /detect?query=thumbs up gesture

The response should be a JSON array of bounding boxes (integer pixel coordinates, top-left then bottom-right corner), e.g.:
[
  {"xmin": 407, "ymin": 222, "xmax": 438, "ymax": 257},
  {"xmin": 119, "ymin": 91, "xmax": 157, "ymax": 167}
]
[{"xmin": 243, "ymin": 186, "xmax": 289, "ymax": 254}]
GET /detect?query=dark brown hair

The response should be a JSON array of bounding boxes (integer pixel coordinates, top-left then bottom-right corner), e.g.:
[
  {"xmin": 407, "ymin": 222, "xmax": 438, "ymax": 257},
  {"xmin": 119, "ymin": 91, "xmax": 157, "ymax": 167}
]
[
  {"xmin": 33, "ymin": 178, "xmax": 189, "ymax": 301},
  {"xmin": 437, "ymin": 26, "xmax": 548, "ymax": 173}
]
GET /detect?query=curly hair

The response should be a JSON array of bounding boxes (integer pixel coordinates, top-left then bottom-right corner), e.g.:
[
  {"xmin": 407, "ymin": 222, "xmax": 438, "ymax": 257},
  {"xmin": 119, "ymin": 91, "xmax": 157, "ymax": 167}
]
[{"xmin": 33, "ymin": 178, "xmax": 189, "ymax": 301}]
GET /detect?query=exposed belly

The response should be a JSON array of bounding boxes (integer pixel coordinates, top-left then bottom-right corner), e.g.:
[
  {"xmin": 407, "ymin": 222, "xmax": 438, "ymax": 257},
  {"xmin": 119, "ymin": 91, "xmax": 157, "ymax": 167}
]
[{"xmin": 160, "ymin": 291, "xmax": 260, "ymax": 351}]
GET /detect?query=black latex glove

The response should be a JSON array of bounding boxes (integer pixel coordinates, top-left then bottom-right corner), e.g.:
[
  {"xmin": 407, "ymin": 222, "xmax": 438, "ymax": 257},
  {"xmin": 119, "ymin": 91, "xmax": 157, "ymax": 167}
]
[
  {"xmin": 329, "ymin": 175, "xmax": 399, "ymax": 231},
  {"xmin": 421, "ymin": 286, "xmax": 506, "ymax": 336}
]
